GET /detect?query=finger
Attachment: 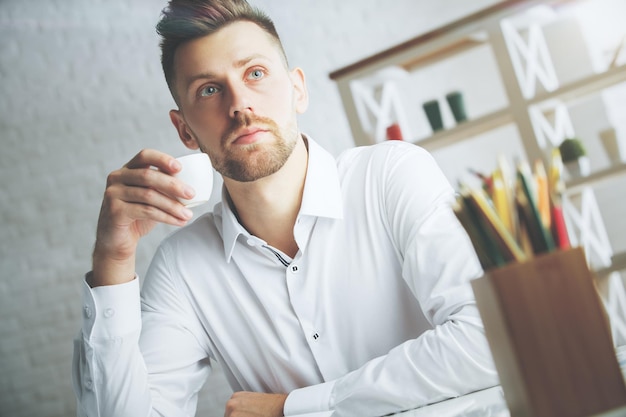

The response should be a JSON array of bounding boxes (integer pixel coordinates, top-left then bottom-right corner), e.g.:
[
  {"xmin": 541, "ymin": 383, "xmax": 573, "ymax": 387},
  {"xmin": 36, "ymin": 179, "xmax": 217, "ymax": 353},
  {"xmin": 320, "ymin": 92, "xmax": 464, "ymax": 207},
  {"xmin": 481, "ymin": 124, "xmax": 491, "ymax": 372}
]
[
  {"xmin": 124, "ymin": 201, "xmax": 192, "ymax": 226},
  {"xmin": 105, "ymin": 183, "xmax": 193, "ymax": 222},
  {"xmin": 110, "ymin": 166, "xmax": 195, "ymax": 202},
  {"xmin": 124, "ymin": 148, "xmax": 181, "ymax": 174},
  {"xmin": 125, "ymin": 185, "xmax": 193, "ymax": 220}
]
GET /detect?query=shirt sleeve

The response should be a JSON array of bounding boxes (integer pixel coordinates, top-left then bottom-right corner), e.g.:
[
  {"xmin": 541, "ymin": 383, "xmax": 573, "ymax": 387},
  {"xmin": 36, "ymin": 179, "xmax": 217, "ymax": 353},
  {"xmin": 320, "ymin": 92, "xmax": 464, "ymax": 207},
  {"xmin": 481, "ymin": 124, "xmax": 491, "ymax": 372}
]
[
  {"xmin": 283, "ymin": 380, "xmax": 335, "ymax": 415},
  {"xmin": 288, "ymin": 143, "xmax": 499, "ymax": 416},
  {"xmin": 72, "ymin": 245, "xmax": 212, "ymax": 417},
  {"xmin": 73, "ymin": 276, "xmax": 154, "ymax": 417}
]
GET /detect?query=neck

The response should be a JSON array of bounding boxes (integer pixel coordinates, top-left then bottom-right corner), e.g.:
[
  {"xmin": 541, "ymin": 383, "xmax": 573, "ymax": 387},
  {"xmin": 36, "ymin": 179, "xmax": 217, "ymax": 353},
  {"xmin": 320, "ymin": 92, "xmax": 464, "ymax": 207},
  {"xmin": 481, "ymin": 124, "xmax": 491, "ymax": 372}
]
[{"xmin": 224, "ymin": 135, "xmax": 308, "ymax": 258}]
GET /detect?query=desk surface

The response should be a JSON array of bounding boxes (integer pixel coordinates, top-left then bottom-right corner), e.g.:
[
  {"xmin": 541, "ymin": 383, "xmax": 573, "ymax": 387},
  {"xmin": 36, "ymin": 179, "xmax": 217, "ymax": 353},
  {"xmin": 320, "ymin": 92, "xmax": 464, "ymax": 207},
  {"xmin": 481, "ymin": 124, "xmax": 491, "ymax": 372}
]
[
  {"xmin": 399, "ymin": 385, "xmax": 507, "ymax": 416},
  {"xmin": 291, "ymin": 345, "xmax": 626, "ymax": 417}
]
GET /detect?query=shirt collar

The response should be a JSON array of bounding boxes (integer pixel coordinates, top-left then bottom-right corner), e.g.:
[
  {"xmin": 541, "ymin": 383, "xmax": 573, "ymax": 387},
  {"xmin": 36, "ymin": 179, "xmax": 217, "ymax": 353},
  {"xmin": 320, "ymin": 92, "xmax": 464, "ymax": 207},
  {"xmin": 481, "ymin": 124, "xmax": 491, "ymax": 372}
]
[{"xmin": 218, "ymin": 134, "xmax": 343, "ymax": 262}]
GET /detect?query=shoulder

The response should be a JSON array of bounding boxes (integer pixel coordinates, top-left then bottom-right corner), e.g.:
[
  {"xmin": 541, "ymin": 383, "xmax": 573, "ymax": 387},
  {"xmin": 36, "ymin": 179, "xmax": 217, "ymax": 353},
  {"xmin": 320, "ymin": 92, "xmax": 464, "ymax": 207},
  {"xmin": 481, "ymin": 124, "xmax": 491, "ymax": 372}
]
[
  {"xmin": 337, "ymin": 140, "xmax": 433, "ymax": 164},
  {"xmin": 336, "ymin": 141, "xmax": 454, "ymax": 205},
  {"xmin": 336, "ymin": 141, "xmax": 440, "ymax": 176}
]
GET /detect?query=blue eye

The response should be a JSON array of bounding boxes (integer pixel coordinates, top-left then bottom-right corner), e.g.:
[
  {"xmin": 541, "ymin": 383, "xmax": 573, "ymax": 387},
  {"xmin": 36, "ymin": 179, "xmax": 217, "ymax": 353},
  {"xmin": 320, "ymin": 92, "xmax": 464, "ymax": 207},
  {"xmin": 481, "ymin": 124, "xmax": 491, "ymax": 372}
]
[
  {"xmin": 199, "ymin": 85, "xmax": 219, "ymax": 97},
  {"xmin": 249, "ymin": 69, "xmax": 264, "ymax": 80}
]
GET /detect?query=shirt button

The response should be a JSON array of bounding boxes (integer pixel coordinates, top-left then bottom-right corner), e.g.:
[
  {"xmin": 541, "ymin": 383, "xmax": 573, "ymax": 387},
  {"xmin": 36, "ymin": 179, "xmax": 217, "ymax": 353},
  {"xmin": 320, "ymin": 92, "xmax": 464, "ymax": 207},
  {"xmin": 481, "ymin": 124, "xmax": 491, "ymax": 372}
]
[
  {"xmin": 103, "ymin": 308, "xmax": 115, "ymax": 318},
  {"xmin": 291, "ymin": 265, "xmax": 299, "ymax": 273},
  {"xmin": 83, "ymin": 305, "xmax": 92, "ymax": 319},
  {"xmin": 85, "ymin": 379, "xmax": 93, "ymax": 390},
  {"xmin": 312, "ymin": 332, "xmax": 320, "ymax": 340},
  {"xmin": 246, "ymin": 238, "xmax": 256, "ymax": 246}
]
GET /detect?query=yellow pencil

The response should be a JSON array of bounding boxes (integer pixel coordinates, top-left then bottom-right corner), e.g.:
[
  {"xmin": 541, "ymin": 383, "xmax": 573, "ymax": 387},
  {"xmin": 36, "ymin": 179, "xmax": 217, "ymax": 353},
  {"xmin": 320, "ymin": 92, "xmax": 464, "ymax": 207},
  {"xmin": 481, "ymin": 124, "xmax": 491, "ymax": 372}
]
[
  {"xmin": 491, "ymin": 169, "xmax": 514, "ymax": 236},
  {"xmin": 534, "ymin": 159, "xmax": 551, "ymax": 229}
]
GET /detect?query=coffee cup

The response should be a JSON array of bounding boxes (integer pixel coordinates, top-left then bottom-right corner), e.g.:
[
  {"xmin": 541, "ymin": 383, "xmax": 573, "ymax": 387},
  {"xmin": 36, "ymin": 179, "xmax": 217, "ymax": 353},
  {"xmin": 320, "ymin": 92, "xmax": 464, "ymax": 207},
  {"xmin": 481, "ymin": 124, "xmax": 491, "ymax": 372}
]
[{"xmin": 175, "ymin": 153, "xmax": 213, "ymax": 208}]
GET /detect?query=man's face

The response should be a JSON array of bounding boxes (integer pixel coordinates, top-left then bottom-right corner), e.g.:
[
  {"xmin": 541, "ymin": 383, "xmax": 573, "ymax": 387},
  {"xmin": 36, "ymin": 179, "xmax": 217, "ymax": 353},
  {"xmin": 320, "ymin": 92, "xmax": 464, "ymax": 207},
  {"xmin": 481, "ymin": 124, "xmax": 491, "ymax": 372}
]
[{"xmin": 170, "ymin": 21, "xmax": 308, "ymax": 182}]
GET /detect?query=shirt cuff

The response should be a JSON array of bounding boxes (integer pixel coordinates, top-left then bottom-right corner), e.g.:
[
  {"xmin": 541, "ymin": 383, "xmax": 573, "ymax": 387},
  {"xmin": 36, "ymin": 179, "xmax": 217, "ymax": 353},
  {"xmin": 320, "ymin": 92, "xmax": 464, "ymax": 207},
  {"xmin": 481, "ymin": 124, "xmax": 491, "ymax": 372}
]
[
  {"xmin": 81, "ymin": 273, "xmax": 141, "ymax": 340},
  {"xmin": 284, "ymin": 380, "xmax": 335, "ymax": 416}
]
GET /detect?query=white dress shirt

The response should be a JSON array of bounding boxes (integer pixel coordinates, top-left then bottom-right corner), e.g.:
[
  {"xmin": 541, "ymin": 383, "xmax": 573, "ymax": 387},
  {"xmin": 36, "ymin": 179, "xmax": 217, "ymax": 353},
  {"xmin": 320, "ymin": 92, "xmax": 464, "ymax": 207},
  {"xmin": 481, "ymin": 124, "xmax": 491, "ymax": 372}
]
[{"xmin": 73, "ymin": 136, "xmax": 498, "ymax": 417}]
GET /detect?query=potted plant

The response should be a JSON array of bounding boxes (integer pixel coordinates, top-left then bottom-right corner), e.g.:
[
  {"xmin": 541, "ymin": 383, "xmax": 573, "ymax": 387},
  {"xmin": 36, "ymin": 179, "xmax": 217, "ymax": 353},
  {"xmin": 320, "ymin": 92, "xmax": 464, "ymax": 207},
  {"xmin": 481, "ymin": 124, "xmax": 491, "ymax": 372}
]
[{"xmin": 559, "ymin": 137, "xmax": 590, "ymax": 178}]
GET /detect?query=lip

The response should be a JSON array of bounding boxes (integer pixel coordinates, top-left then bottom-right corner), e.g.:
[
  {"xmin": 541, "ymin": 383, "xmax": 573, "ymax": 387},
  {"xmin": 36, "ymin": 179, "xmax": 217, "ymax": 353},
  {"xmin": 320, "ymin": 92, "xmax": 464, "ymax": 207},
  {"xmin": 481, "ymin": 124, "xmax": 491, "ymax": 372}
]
[{"xmin": 231, "ymin": 127, "xmax": 268, "ymax": 145}]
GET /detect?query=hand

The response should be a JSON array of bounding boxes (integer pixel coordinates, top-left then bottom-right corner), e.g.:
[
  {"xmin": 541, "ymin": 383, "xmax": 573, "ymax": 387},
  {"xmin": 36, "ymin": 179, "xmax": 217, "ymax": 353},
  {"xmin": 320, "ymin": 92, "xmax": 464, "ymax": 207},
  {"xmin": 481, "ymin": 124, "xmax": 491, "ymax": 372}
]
[
  {"xmin": 90, "ymin": 149, "xmax": 195, "ymax": 287},
  {"xmin": 224, "ymin": 392, "xmax": 287, "ymax": 417}
]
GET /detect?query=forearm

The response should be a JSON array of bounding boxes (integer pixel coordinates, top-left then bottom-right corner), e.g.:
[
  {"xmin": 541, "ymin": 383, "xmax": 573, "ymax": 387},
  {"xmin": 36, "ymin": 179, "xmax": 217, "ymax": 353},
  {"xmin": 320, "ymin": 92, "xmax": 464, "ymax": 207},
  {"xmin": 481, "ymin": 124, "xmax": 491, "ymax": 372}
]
[
  {"xmin": 307, "ymin": 306, "xmax": 497, "ymax": 417},
  {"xmin": 73, "ymin": 279, "xmax": 154, "ymax": 417},
  {"xmin": 283, "ymin": 310, "xmax": 496, "ymax": 417},
  {"xmin": 74, "ymin": 331, "xmax": 153, "ymax": 417}
]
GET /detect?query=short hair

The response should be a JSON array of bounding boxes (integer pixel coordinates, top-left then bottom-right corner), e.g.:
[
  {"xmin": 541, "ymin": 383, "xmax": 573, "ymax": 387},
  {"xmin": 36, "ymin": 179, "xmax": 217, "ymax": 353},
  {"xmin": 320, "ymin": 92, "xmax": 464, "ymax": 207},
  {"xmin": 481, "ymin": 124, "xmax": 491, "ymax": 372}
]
[{"xmin": 156, "ymin": 0, "xmax": 288, "ymax": 105}]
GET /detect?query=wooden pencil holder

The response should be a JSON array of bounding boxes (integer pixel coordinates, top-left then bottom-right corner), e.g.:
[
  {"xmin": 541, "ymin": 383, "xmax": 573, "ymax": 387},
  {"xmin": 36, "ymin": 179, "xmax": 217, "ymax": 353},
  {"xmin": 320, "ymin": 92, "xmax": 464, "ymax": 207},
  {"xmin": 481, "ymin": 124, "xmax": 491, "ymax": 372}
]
[{"xmin": 472, "ymin": 247, "xmax": 626, "ymax": 417}]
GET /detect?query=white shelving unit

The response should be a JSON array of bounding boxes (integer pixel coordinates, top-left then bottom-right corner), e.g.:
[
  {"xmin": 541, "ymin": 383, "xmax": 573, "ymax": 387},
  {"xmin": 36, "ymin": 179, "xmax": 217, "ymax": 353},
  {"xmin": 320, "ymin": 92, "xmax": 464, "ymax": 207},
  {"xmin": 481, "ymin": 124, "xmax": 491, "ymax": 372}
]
[{"xmin": 330, "ymin": 0, "xmax": 626, "ymax": 159}]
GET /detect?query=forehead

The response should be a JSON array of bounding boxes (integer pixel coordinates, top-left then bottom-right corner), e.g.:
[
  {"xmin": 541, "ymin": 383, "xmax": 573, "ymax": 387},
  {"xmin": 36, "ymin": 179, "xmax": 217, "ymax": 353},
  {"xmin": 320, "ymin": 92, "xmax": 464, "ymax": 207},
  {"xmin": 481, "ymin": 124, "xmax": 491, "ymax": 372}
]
[{"xmin": 173, "ymin": 20, "xmax": 284, "ymax": 75}]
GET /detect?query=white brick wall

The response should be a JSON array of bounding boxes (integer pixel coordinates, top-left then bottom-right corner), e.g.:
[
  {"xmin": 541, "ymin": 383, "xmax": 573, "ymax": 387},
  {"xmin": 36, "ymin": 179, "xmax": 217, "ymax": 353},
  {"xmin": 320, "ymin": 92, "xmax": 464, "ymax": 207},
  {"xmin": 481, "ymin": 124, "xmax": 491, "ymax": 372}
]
[{"xmin": 15, "ymin": 1, "xmax": 625, "ymax": 416}]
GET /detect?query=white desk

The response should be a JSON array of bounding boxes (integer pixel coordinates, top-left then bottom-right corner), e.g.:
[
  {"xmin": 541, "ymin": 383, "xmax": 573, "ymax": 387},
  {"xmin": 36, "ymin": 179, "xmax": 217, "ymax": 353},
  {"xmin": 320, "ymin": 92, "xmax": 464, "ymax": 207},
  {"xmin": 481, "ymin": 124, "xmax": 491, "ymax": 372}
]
[
  {"xmin": 398, "ymin": 385, "xmax": 507, "ymax": 417},
  {"xmin": 291, "ymin": 345, "xmax": 626, "ymax": 417}
]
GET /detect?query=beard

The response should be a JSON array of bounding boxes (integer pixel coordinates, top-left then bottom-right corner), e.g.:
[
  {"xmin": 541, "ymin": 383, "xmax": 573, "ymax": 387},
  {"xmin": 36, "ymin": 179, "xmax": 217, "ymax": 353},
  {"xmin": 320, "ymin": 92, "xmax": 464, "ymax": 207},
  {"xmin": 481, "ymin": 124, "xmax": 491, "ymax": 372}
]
[{"xmin": 199, "ymin": 113, "xmax": 299, "ymax": 182}]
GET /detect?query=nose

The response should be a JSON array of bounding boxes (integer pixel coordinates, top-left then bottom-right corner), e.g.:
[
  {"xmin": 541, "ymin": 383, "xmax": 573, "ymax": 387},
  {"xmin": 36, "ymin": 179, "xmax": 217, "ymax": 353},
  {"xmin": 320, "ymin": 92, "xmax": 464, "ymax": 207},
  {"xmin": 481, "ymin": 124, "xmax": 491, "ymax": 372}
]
[{"xmin": 228, "ymin": 81, "xmax": 253, "ymax": 118}]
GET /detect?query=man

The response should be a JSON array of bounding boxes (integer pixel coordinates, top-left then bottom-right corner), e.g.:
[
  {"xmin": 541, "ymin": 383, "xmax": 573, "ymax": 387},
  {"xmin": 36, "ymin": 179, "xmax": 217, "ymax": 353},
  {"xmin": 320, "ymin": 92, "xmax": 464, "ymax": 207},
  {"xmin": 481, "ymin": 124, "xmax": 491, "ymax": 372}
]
[{"xmin": 72, "ymin": 0, "xmax": 498, "ymax": 416}]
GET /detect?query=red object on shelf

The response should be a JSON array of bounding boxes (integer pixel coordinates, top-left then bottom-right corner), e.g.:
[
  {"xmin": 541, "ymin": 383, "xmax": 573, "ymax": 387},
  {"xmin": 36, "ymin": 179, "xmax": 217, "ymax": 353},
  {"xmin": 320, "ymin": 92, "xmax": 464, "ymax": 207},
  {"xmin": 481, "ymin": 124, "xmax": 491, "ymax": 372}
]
[
  {"xmin": 386, "ymin": 123, "xmax": 403, "ymax": 140},
  {"xmin": 551, "ymin": 204, "xmax": 570, "ymax": 249}
]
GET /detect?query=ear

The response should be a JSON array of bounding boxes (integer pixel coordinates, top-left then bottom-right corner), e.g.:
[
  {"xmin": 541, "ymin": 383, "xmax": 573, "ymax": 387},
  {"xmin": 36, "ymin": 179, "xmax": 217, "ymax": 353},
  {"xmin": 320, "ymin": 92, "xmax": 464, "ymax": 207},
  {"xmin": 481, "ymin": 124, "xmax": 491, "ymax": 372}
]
[
  {"xmin": 290, "ymin": 67, "xmax": 309, "ymax": 114},
  {"xmin": 169, "ymin": 109, "xmax": 200, "ymax": 150}
]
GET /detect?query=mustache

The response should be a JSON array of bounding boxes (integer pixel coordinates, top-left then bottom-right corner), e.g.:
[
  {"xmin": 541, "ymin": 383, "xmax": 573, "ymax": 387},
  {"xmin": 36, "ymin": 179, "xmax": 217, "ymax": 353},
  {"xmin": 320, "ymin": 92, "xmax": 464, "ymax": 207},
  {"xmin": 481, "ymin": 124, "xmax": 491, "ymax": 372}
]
[{"xmin": 222, "ymin": 113, "xmax": 278, "ymax": 144}]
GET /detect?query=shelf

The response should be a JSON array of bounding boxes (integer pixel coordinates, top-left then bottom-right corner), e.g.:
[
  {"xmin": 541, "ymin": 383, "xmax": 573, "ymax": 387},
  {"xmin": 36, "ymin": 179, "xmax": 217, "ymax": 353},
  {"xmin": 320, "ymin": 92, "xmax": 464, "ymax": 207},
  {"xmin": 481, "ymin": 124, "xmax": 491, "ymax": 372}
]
[
  {"xmin": 565, "ymin": 162, "xmax": 626, "ymax": 193},
  {"xmin": 529, "ymin": 65, "xmax": 626, "ymax": 106},
  {"xmin": 411, "ymin": 109, "xmax": 513, "ymax": 151},
  {"xmin": 594, "ymin": 252, "xmax": 626, "ymax": 280},
  {"xmin": 400, "ymin": 37, "xmax": 486, "ymax": 72},
  {"xmin": 328, "ymin": 0, "xmax": 575, "ymax": 81},
  {"xmin": 328, "ymin": 0, "xmax": 529, "ymax": 81}
]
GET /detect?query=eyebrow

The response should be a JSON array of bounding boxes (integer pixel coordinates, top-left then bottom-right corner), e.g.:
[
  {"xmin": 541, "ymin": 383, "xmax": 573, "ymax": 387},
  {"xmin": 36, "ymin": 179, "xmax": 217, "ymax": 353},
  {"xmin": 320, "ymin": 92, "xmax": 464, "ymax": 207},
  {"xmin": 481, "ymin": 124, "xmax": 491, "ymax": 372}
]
[{"xmin": 183, "ymin": 54, "xmax": 269, "ymax": 92}]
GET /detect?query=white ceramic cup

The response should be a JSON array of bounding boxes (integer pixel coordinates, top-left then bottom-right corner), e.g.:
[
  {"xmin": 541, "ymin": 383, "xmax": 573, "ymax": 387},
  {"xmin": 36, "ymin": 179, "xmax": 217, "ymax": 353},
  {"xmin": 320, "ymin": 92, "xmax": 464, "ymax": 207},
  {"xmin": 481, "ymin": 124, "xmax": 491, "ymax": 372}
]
[{"xmin": 174, "ymin": 153, "xmax": 214, "ymax": 208}]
